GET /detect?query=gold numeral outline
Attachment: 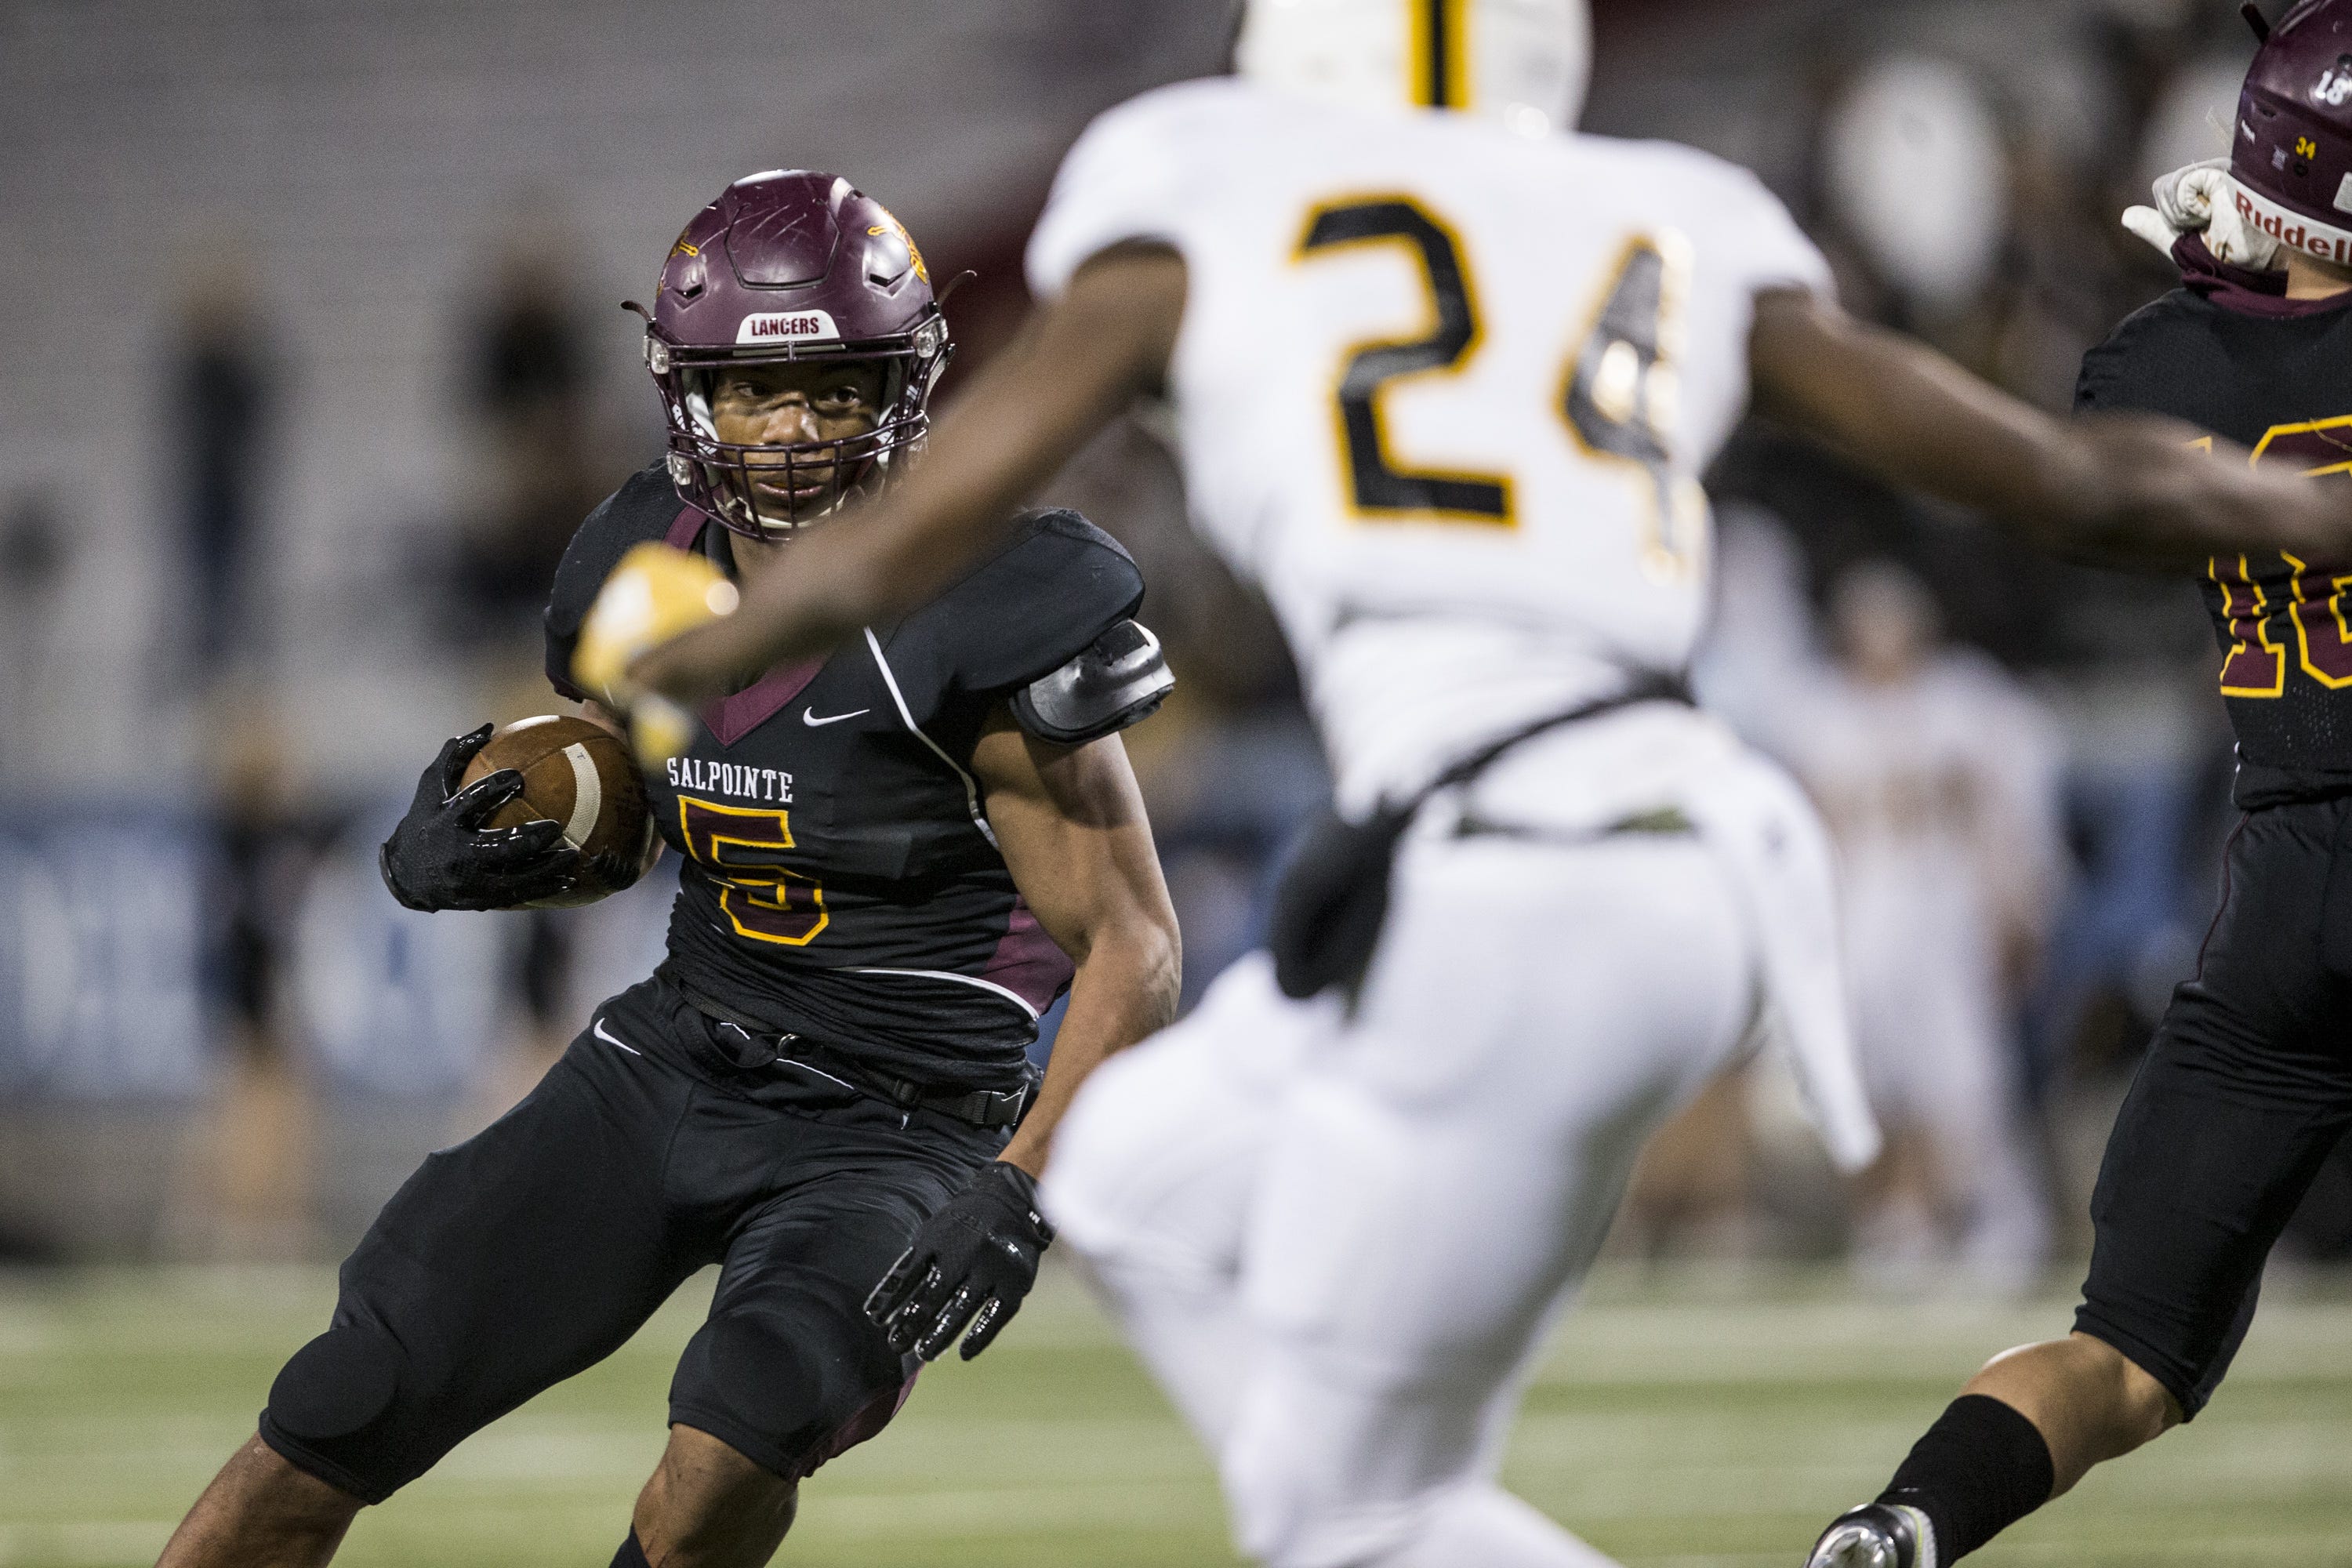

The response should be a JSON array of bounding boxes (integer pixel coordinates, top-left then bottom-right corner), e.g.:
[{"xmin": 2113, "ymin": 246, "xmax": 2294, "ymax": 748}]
[
  {"xmin": 678, "ymin": 795, "xmax": 829, "ymax": 948},
  {"xmin": 1295, "ymin": 194, "xmax": 1518, "ymax": 530},
  {"xmin": 1555, "ymin": 230, "xmax": 1704, "ymax": 585},
  {"xmin": 2212, "ymin": 554, "xmax": 2288, "ymax": 699}
]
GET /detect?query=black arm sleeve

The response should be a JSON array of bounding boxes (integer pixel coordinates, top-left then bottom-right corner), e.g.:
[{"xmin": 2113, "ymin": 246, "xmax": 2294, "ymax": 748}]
[{"xmin": 542, "ymin": 464, "xmax": 686, "ymax": 701}]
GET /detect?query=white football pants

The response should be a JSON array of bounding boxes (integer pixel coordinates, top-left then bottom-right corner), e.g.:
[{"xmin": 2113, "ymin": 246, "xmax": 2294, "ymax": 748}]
[{"xmin": 1046, "ymin": 828, "xmax": 1758, "ymax": 1568}]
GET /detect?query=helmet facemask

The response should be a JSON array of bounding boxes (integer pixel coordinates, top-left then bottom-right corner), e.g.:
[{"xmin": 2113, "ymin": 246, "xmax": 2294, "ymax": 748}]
[{"xmin": 645, "ymin": 312, "xmax": 951, "ymax": 540}]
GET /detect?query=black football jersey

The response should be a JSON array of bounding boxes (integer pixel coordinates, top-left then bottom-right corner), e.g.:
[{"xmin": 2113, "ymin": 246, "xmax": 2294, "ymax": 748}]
[
  {"xmin": 2077, "ymin": 280, "xmax": 2352, "ymax": 807},
  {"xmin": 545, "ymin": 466, "xmax": 1145, "ymax": 1091}
]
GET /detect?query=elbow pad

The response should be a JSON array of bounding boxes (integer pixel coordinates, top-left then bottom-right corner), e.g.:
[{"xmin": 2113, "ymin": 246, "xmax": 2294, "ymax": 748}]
[{"xmin": 1011, "ymin": 619, "xmax": 1174, "ymax": 744}]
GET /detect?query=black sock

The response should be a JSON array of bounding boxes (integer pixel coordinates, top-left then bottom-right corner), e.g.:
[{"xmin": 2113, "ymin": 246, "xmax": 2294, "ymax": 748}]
[
  {"xmin": 1877, "ymin": 1394, "xmax": 2056, "ymax": 1563},
  {"xmin": 608, "ymin": 1529, "xmax": 652, "ymax": 1568}
]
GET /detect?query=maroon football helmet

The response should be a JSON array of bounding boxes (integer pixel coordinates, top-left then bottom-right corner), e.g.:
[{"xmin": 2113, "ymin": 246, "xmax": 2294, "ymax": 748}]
[
  {"xmin": 631, "ymin": 171, "xmax": 951, "ymax": 538},
  {"xmin": 2232, "ymin": 0, "xmax": 2352, "ymax": 265}
]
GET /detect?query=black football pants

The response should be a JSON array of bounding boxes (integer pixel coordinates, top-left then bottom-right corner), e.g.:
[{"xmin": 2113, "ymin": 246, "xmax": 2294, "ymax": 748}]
[
  {"xmin": 2076, "ymin": 797, "xmax": 2352, "ymax": 1416},
  {"xmin": 259, "ymin": 976, "xmax": 1000, "ymax": 1502}
]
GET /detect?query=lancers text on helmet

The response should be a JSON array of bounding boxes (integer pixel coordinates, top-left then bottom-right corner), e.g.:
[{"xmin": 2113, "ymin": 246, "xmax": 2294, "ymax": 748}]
[{"xmin": 736, "ymin": 310, "xmax": 842, "ymax": 345}]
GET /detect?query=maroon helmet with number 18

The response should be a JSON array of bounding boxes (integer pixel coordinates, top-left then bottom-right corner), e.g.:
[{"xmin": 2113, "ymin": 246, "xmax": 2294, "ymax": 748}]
[
  {"xmin": 628, "ymin": 170, "xmax": 952, "ymax": 539},
  {"xmin": 2232, "ymin": 0, "xmax": 2352, "ymax": 265}
]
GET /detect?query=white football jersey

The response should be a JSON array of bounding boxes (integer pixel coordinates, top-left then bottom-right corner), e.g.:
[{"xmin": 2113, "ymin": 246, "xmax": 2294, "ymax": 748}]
[{"xmin": 1029, "ymin": 78, "xmax": 1831, "ymax": 808}]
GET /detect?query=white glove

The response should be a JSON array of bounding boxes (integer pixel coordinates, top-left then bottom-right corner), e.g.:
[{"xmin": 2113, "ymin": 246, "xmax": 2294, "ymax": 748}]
[{"xmin": 2122, "ymin": 158, "xmax": 2280, "ymax": 269}]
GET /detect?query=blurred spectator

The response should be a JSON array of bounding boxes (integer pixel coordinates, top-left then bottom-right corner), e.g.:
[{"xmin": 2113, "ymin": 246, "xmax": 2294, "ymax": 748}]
[
  {"xmin": 168, "ymin": 255, "xmax": 275, "ymax": 680},
  {"xmin": 1784, "ymin": 561, "xmax": 2063, "ymax": 1291},
  {"xmin": 446, "ymin": 203, "xmax": 626, "ymax": 643},
  {"xmin": 0, "ymin": 491, "xmax": 68, "ymax": 779},
  {"xmin": 185, "ymin": 699, "xmax": 319, "ymax": 1259},
  {"xmin": 1820, "ymin": 56, "xmax": 2012, "ymax": 328},
  {"xmin": 1693, "ymin": 503, "xmax": 1825, "ymax": 750},
  {"xmin": 0, "ymin": 490, "xmax": 67, "ymax": 601}
]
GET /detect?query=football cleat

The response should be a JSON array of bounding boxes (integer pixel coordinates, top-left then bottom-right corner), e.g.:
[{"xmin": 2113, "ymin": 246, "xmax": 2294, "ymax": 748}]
[{"xmin": 1805, "ymin": 1503, "xmax": 1937, "ymax": 1568}]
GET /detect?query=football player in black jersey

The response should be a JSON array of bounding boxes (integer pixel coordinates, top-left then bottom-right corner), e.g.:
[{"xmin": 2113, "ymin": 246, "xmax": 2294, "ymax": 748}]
[
  {"xmin": 1799, "ymin": 9, "xmax": 2352, "ymax": 1566},
  {"xmin": 155, "ymin": 172, "xmax": 1181, "ymax": 1568}
]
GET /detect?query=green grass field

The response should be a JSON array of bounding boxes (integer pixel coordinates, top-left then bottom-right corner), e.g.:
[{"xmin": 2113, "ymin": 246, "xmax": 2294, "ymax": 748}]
[{"xmin": 4, "ymin": 1263, "xmax": 2350, "ymax": 1567}]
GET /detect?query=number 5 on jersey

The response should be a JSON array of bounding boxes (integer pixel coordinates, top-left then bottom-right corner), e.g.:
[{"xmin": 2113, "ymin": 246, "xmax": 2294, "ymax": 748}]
[{"xmin": 678, "ymin": 797, "xmax": 828, "ymax": 946}]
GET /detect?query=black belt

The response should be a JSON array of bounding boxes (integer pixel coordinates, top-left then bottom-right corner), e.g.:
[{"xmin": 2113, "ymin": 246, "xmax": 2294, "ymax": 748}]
[
  {"xmin": 675, "ymin": 984, "xmax": 1032, "ymax": 1130},
  {"xmin": 1267, "ymin": 671, "xmax": 1693, "ymax": 1002}
]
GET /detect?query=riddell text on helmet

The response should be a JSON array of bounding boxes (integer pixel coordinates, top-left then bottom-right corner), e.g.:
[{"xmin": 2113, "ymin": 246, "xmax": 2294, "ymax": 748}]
[{"xmin": 2235, "ymin": 186, "xmax": 2352, "ymax": 263}]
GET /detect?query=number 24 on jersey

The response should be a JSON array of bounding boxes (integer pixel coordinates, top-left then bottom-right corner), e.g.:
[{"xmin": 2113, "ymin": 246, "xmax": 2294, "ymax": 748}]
[{"xmin": 1294, "ymin": 193, "xmax": 1707, "ymax": 581}]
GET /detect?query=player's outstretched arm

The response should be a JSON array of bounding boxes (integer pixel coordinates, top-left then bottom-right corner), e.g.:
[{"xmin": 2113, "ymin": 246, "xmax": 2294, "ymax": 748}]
[
  {"xmin": 862, "ymin": 709, "xmax": 1180, "ymax": 1363},
  {"xmin": 631, "ymin": 245, "xmax": 1189, "ymax": 703},
  {"xmin": 1748, "ymin": 287, "xmax": 2352, "ymax": 570}
]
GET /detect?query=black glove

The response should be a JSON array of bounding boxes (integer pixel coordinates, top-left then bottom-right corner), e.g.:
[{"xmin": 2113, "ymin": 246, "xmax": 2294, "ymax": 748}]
[
  {"xmin": 378, "ymin": 725, "xmax": 584, "ymax": 912},
  {"xmin": 865, "ymin": 1161, "xmax": 1055, "ymax": 1363}
]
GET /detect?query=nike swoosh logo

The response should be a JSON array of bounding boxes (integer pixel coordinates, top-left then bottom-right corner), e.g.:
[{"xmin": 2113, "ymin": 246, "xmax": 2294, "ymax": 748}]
[
  {"xmin": 802, "ymin": 706, "xmax": 871, "ymax": 727},
  {"xmin": 592, "ymin": 1019, "xmax": 643, "ymax": 1056}
]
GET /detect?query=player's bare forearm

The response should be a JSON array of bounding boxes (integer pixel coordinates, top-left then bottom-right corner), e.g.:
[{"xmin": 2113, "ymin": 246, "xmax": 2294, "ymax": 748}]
[
  {"xmin": 1748, "ymin": 288, "xmax": 2352, "ymax": 570},
  {"xmin": 632, "ymin": 245, "xmax": 1188, "ymax": 702},
  {"xmin": 998, "ymin": 930, "xmax": 1179, "ymax": 1178},
  {"xmin": 973, "ymin": 713, "xmax": 1181, "ymax": 1178}
]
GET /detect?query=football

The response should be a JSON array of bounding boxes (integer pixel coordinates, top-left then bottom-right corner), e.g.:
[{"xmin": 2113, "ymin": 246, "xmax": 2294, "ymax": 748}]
[{"xmin": 459, "ymin": 714, "xmax": 654, "ymax": 908}]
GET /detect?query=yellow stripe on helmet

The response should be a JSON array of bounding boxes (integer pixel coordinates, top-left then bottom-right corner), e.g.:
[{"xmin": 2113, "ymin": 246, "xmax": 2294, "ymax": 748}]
[{"xmin": 1408, "ymin": 0, "xmax": 1472, "ymax": 110}]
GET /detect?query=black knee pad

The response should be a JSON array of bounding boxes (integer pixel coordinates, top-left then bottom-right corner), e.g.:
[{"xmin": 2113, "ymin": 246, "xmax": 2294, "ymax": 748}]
[
  {"xmin": 670, "ymin": 1308, "xmax": 911, "ymax": 1482},
  {"xmin": 260, "ymin": 1319, "xmax": 408, "ymax": 1503}
]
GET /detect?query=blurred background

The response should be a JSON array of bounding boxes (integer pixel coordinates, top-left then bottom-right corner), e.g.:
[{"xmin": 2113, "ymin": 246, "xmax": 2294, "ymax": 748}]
[
  {"xmin": 4, "ymin": 1, "xmax": 2350, "ymax": 1563},
  {"xmin": 0, "ymin": 0, "xmax": 2296, "ymax": 1279}
]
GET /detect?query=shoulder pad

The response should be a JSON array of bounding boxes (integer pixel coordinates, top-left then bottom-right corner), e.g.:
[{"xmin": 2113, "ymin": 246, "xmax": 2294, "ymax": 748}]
[
  {"xmin": 906, "ymin": 508, "xmax": 1146, "ymax": 696},
  {"xmin": 1011, "ymin": 619, "xmax": 1174, "ymax": 745}
]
